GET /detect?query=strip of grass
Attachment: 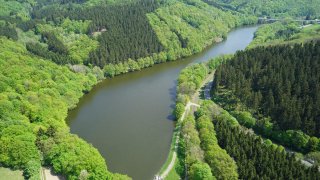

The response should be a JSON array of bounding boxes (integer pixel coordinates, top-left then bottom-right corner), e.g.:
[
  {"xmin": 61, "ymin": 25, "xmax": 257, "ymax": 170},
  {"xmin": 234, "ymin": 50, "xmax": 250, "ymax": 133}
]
[
  {"xmin": 0, "ymin": 167, "xmax": 24, "ymax": 180},
  {"xmin": 165, "ymin": 159, "xmax": 181, "ymax": 180},
  {"xmin": 157, "ymin": 121, "xmax": 180, "ymax": 175}
]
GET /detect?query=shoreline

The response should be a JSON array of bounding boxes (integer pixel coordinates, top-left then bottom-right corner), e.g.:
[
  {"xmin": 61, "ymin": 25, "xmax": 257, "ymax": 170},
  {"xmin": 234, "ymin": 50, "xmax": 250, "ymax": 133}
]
[{"xmin": 65, "ymin": 24, "xmax": 259, "ymax": 179}]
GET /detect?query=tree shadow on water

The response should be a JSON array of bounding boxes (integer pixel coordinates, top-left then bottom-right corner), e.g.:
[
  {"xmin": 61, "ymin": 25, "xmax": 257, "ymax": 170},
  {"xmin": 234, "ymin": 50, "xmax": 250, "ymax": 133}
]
[{"xmin": 167, "ymin": 80, "xmax": 178, "ymax": 122}]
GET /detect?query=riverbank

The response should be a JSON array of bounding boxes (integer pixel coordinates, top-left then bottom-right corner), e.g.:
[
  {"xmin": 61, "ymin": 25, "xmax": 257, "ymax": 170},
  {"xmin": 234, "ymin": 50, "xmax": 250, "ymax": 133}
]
[{"xmin": 67, "ymin": 26, "xmax": 259, "ymax": 179}]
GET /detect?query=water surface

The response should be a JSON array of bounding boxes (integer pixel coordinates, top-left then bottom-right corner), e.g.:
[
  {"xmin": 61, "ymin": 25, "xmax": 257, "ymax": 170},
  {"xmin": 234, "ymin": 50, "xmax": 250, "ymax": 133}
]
[{"xmin": 67, "ymin": 26, "xmax": 259, "ymax": 179}]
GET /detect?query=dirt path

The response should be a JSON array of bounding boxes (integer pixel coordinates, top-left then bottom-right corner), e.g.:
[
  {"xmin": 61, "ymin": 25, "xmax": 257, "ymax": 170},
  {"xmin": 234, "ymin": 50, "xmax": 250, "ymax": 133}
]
[{"xmin": 42, "ymin": 168, "xmax": 65, "ymax": 180}]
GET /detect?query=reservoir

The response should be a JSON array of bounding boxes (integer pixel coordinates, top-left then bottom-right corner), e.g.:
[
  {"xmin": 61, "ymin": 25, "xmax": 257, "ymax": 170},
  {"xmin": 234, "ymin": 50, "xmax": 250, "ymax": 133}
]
[{"xmin": 67, "ymin": 26, "xmax": 259, "ymax": 179}]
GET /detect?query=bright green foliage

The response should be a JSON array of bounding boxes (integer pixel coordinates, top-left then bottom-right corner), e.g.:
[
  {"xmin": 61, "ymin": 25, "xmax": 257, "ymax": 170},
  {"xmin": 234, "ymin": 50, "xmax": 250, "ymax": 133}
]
[
  {"xmin": 174, "ymin": 103, "xmax": 185, "ymax": 120},
  {"xmin": 177, "ymin": 63, "xmax": 208, "ymax": 98},
  {"xmin": 16, "ymin": 29, "xmax": 41, "ymax": 45},
  {"xmin": 35, "ymin": 23, "xmax": 99, "ymax": 64},
  {"xmin": 232, "ymin": 111, "xmax": 256, "ymax": 128},
  {"xmin": 207, "ymin": 55, "xmax": 232, "ymax": 71},
  {"xmin": 61, "ymin": 18, "xmax": 91, "ymax": 34},
  {"xmin": 308, "ymin": 137, "xmax": 319, "ymax": 152},
  {"xmin": 64, "ymin": 33, "xmax": 99, "ymax": 64},
  {"xmin": 46, "ymin": 133, "xmax": 111, "ymax": 180},
  {"xmin": 306, "ymin": 152, "xmax": 320, "ymax": 166},
  {"xmin": 202, "ymin": 0, "xmax": 320, "ymax": 18},
  {"xmin": 23, "ymin": 160, "xmax": 41, "ymax": 180},
  {"xmin": 0, "ymin": 0, "xmax": 32, "ymax": 20},
  {"xmin": 196, "ymin": 115, "xmax": 238, "ymax": 180},
  {"xmin": 178, "ymin": 115, "xmax": 213, "ymax": 179},
  {"xmin": 147, "ymin": 0, "xmax": 255, "ymax": 62},
  {"xmin": 249, "ymin": 22, "xmax": 320, "ymax": 48},
  {"xmin": 189, "ymin": 162, "xmax": 214, "ymax": 180},
  {"xmin": 215, "ymin": 111, "xmax": 239, "ymax": 127},
  {"xmin": 180, "ymin": 116, "xmax": 204, "ymax": 168},
  {"xmin": 0, "ymin": 125, "xmax": 39, "ymax": 169},
  {"xmin": 0, "ymin": 37, "xmax": 119, "ymax": 178}
]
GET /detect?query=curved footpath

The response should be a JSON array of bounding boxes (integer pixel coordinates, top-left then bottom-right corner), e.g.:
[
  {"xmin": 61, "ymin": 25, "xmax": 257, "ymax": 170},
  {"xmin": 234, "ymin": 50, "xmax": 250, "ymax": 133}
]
[{"xmin": 156, "ymin": 72, "xmax": 214, "ymax": 180}]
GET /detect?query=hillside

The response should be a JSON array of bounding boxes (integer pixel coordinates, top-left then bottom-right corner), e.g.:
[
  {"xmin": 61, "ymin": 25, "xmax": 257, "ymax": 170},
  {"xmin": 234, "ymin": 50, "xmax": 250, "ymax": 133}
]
[
  {"xmin": 248, "ymin": 22, "xmax": 320, "ymax": 48},
  {"xmin": 200, "ymin": 0, "xmax": 320, "ymax": 18},
  {"xmin": 212, "ymin": 41, "xmax": 320, "ymax": 152},
  {"xmin": 0, "ymin": 37, "xmax": 131, "ymax": 179},
  {"xmin": 1, "ymin": 0, "xmax": 320, "ymax": 179}
]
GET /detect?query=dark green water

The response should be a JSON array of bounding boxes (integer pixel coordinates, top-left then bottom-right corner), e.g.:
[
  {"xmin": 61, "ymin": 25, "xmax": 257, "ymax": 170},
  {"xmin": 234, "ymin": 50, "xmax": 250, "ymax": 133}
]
[{"xmin": 67, "ymin": 26, "xmax": 259, "ymax": 180}]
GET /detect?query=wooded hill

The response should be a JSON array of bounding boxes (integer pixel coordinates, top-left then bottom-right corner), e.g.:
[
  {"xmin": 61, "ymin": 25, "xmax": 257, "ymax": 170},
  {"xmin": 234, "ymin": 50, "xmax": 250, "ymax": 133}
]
[
  {"xmin": 0, "ymin": 37, "xmax": 129, "ymax": 179},
  {"xmin": 201, "ymin": 0, "xmax": 320, "ymax": 18},
  {"xmin": 213, "ymin": 41, "xmax": 320, "ymax": 152},
  {"xmin": 198, "ymin": 101, "xmax": 320, "ymax": 179}
]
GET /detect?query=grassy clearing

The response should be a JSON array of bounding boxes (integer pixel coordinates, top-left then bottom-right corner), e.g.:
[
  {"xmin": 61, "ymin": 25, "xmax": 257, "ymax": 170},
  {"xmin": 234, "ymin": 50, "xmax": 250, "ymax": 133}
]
[{"xmin": 0, "ymin": 167, "xmax": 24, "ymax": 180}]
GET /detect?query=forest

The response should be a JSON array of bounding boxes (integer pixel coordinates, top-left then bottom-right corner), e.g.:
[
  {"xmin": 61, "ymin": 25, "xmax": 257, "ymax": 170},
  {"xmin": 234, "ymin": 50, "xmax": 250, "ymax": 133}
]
[
  {"xmin": 171, "ymin": 56, "xmax": 239, "ymax": 179},
  {"xmin": 198, "ymin": 101, "xmax": 320, "ymax": 179},
  {"xmin": 248, "ymin": 22, "xmax": 320, "ymax": 48},
  {"xmin": 215, "ymin": 119, "xmax": 320, "ymax": 179},
  {"xmin": 0, "ymin": 0, "xmax": 257, "ymax": 73},
  {"xmin": 212, "ymin": 41, "xmax": 320, "ymax": 152},
  {"xmin": 201, "ymin": 0, "xmax": 320, "ymax": 18},
  {"xmin": 31, "ymin": 0, "xmax": 165, "ymax": 66},
  {"xmin": 0, "ymin": 37, "xmax": 130, "ymax": 179},
  {"xmin": 1, "ymin": 0, "xmax": 320, "ymax": 179}
]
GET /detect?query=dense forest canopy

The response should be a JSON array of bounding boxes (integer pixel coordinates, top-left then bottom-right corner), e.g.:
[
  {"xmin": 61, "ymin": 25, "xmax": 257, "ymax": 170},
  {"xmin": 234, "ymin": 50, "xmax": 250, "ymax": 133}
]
[
  {"xmin": 215, "ymin": 119, "xmax": 320, "ymax": 179},
  {"xmin": 193, "ymin": 101, "xmax": 320, "ymax": 179},
  {"xmin": 213, "ymin": 41, "xmax": 320, "ymax": 137},
  {"xmin": 30, "ymin": 0, "xmax": 165, "ymax": 66},
  {"xmin": 0, "ymin": 37, "xmax": 130, "ymax": 179},
  {"xmin": 201, "ymin": 0, "xmax": 320, "ymax": 18}
]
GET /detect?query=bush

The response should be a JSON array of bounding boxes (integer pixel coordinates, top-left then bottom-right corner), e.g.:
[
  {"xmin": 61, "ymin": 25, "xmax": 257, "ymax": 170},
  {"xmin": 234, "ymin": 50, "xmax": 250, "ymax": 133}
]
[
  {"xmin": 47, "ymin": 133, "xmax": 112, "ymax": 180},
  {"xmin": 232, "ymin": 111, "xmax": 256, "ymax": 128},
  {"xmin": 174, "ymin": 103, "xmax": 185, "ymax": 120},
  {"xmin": 189, "ymin": 161, "xmax": 214, "ymax": 180},
  {"xmin": 23, "ymin": 160, "xmax": 41, "ymax": 180},
  {"xmin": 196, "ymin": 115, "xmax": 238, "ymax": 180}
]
